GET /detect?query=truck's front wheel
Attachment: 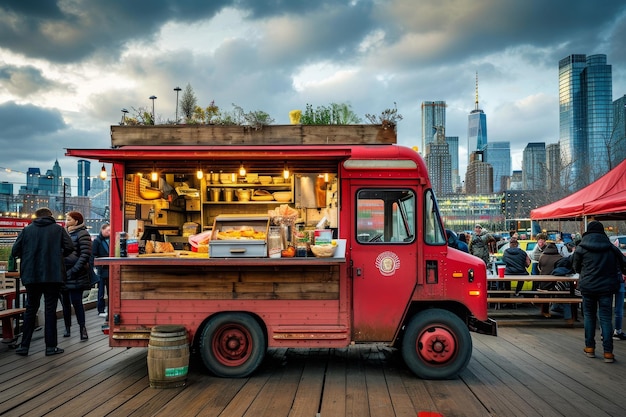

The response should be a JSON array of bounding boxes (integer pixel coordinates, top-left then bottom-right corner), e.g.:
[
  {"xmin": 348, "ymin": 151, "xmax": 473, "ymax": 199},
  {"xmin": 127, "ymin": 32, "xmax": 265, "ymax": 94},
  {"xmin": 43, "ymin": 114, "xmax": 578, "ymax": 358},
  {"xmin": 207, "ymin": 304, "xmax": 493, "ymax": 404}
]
[
  {"xmin": 199, "ymin": 313, "xmax": 266, "ymax": 378},
  {"xmin": 401, "ymin": 309, "xmax": 472, "ymax": 379}
]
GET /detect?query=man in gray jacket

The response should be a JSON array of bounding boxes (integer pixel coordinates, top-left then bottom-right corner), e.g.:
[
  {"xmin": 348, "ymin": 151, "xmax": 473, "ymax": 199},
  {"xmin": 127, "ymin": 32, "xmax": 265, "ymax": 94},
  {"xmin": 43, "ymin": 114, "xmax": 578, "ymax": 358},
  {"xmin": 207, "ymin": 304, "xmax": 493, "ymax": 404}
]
[{"xmin": 11, "ymin": 207, "xmax": 75, "ymax": 356}]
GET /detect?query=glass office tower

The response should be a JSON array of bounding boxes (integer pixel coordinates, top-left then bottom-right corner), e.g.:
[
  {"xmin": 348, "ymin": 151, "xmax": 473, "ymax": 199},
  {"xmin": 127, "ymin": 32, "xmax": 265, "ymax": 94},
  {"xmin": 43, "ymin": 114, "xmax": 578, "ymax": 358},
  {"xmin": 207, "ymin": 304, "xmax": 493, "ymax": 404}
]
[
  {"xmin": 421, "ymin": 101, "xmax": 446, "ymax": 155},
  {"xmin": 467, "ymin": 74, "xmax": 487, "ymax": 164},
  {"xmin": 559, "ymin": 54, "xmax": 612, "ymax": 189},
  {"xmin": 484, "ymin": 141, "xmax": 511, "ymax": 193},
  {"xmin": 77, "ymin": 159, "xmax": 91, "ymax": 197}
]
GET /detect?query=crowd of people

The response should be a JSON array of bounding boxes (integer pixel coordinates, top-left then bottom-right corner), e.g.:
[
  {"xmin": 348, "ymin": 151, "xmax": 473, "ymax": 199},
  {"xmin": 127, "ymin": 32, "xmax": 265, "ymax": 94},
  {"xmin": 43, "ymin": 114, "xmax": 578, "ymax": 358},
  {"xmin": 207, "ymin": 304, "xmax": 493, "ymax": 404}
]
[
  {"xmin": 10, "ymin": 207, "xmax": 109, "ymax": 357},
  {"xmin": 447, "ymin": 221, "xmax": 626, "ymax": 364}
]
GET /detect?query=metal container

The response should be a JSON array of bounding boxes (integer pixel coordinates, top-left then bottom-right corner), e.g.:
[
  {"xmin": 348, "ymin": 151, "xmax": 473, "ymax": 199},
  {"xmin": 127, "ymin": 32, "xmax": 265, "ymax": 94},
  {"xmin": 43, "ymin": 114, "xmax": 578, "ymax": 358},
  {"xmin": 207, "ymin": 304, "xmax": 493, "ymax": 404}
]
[
  {"xmin": 223, "ymin": 189, "xmax": 234, "ymax": 202},
  {"xmin": 208, "ymin": 187, "xmax": 221, "ymax": 202},
  {"xmin": 209, "ymin": 214, "xmax": 269, "ymax": 258}
]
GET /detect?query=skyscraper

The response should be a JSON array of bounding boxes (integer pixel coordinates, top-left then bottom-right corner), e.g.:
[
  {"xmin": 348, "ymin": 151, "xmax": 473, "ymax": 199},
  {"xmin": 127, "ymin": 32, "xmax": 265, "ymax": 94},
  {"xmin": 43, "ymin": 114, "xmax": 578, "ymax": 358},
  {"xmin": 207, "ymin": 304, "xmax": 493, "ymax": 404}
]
[
  {"xmin": 421, "ymin": 101, "xmax": 446, "ymax": 155},
  {"xmin": 465, "ymin": 151, "xmax": 493, "ymax": 194},
  {"xmin": 446, "ymin": 136, "xmax": 460, "ymax": 192},
  {"xmin": 77, "ymin": 159, "xmax": 91, "ymax": 197},
  {"xmin": 559, "ymin": 54, "xmax": 613, "ymax": 189},
  {"xmin": 546, "ymin": 143, "xmax": 561, "ymax": 192},
  {"xmin": 425, "ymin": 126, "xmax": 453, "ymax": 196},
  {"xmin": 484, "ymin": 142, "xmax": 511, "ymax": 193},
  {"xmin": 467, "ymin": 73, "xmax": 487, "ymax": 164},
  {"xmin": 612, "ymin": 95, "xmax": 626, "ymax": 168},
  {"xmin": 522, "ymin": 142, "xmax": 546, "ymax": 190}
]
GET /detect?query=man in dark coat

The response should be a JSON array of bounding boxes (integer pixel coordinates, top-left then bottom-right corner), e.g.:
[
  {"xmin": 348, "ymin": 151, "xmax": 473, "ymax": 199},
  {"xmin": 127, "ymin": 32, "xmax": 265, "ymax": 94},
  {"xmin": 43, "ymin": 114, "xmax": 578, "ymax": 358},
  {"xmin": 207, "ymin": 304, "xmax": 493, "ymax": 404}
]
[
  {"xmin": 11, "ymin": 207, "xmax": 75, "ymax": 356},
  {"xmin": 503, "ymin": 237, "xmax": 530, "ymax": 295},
  {"xmin": 572, "ymin": 220, "xmax": 625, "ymax": 363}
]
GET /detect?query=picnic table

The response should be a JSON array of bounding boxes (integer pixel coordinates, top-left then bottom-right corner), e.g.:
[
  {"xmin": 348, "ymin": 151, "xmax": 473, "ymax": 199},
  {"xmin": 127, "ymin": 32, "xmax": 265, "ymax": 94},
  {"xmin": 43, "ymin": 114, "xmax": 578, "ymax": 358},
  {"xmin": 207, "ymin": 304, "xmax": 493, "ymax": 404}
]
[{"xmin": 0, "ymin": 272, "xmax": 25, "ymax": 345}]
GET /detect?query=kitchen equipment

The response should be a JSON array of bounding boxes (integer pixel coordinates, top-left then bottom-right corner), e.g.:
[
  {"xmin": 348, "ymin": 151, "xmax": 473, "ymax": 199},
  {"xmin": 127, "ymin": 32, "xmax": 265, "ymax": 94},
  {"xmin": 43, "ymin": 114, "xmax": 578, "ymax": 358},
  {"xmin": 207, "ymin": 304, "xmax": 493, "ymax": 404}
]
[
  {"xmin": 209, "ymin": 215, "xmax": 269, "ymax": 258},
  {"xmin": 208, "ymin": 188, "xmax": 221, "ymax": 202},
  {"xmin": 223, "ymin": 189, "xmax": 234, "ymax": 202},
  {"xmin": 236, "ymin": 188, "xmax": 252, "ymax": 202},
  {"xmin": 272, "ymin": 191, "xmax": 292, "ymax": 202}
]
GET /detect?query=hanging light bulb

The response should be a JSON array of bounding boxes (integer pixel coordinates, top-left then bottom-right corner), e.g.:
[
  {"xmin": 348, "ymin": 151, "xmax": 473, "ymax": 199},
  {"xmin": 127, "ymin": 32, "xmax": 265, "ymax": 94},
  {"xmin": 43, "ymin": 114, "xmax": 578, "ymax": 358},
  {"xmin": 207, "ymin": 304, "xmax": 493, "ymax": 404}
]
[
  {"xmin": 99, "ymin": 164, "xmax": 107, "ymax": 180},
  {"xmin": 283, "ymin": 163, "xmax": 290, "ymax": 179},
  {"xmin": 324, "ymin": 173, "xmax": 329, "ymax": 183},
  {"xmin": 196, "ymin": 168, "xmax": 204, "ymax": 180},
  {"xmin": 151, "ymin": 167, "xmax": 158, "ymax": 182},
  {"xmin": 239, "ymin": 162, "xmax": 246, "ymax": 177}
]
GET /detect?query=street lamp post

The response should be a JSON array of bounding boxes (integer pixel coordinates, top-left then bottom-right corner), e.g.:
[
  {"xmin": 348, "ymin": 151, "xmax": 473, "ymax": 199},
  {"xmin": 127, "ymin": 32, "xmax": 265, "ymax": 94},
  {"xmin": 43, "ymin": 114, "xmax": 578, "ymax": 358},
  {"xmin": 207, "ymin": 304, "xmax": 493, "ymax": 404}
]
[
  {"xmin": 174, "ymin": 87, "xmax": 181, "ymax": 123},
  {"xmin": 149, "ymin": 95, "xmax": 157, "ymax": 125}
]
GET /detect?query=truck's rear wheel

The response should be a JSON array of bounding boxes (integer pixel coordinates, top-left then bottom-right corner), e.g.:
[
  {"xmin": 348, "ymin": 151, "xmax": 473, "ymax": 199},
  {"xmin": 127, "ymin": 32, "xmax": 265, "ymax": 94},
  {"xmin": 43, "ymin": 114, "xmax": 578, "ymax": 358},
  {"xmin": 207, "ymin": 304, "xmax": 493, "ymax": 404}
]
[
  {"xmin": 199, "ymin": 313, "xmax": 266, "ymax": 378},
  {"xmin": 401, "ymin": 309, "xmax": 472, "ymax": 379}
]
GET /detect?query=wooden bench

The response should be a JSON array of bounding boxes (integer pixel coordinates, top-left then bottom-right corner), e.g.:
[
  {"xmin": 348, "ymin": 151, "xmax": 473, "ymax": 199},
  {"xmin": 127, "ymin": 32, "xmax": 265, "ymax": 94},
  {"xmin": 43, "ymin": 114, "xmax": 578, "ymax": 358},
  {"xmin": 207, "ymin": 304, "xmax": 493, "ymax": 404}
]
[{"xmin": 1, "ymin": 307, "xmax": 26, "ymax": 343}]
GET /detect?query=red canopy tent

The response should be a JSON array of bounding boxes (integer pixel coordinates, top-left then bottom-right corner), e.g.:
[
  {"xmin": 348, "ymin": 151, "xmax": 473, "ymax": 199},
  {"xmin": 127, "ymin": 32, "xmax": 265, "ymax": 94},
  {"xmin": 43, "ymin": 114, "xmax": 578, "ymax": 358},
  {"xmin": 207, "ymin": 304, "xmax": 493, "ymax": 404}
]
[{"xmin": 530, "ymin": 158, "xmax": 626, "ymax": 221}]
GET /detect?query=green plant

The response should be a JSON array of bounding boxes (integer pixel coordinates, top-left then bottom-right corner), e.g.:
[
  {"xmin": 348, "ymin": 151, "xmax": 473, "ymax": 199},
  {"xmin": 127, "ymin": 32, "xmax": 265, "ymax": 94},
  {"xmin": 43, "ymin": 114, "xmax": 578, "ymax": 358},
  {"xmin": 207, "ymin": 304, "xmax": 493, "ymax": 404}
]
[{"xmin": 300, "ymin": 102, "xmax": 360, "ymax": 125}]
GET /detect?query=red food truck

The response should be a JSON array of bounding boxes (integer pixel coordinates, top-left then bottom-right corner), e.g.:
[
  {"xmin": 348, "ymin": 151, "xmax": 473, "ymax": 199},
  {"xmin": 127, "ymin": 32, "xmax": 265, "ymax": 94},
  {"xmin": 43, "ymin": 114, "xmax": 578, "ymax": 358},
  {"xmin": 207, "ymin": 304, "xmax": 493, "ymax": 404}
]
[{"xmin": 67, "ymin": 124, "xmax": 496, "ymax": 380}]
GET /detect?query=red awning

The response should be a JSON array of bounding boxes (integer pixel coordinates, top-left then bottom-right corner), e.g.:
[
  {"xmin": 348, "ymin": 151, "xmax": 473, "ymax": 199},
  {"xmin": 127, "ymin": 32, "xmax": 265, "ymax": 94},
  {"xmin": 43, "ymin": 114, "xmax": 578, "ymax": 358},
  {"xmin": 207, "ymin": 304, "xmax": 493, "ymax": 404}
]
[{"xmin": 531, "ymin": 158, "xmax": 626, "ymax": 221}]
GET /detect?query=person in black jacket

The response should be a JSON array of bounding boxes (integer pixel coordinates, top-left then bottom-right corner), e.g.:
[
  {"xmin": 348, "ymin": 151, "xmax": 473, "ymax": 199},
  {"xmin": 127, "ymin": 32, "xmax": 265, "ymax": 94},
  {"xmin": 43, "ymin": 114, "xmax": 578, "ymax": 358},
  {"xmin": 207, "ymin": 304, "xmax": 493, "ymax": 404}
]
[
  {"xmin": 503, "ymin": 237, "xmax": 531, "ymax": 295},
  {"xmin": 62, "ymin": 211, "xmax": 92, "ymax": 341},
  {"xmin": 11, "ymin": 207, "xmax": 75, "ymax": 356},
  {"xmin": 572, "ymin": 220, "xmax": 625, "ymax": 363},
  {"xmin": 91, "ymin": 223, "xmax": 110, "ymax": 318}
]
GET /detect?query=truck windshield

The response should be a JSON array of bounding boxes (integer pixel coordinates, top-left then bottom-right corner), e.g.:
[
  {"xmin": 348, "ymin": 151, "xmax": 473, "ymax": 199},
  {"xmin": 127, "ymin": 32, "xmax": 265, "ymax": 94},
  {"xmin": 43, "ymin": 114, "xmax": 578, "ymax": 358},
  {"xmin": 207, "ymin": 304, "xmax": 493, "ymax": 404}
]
[
  {"xmin": 356, "ymin": 189, "xmax": 415, "ymax": 243},
  {"xmin": 424, "ymin": 189, "xmax": 446, "ymax": 245}
]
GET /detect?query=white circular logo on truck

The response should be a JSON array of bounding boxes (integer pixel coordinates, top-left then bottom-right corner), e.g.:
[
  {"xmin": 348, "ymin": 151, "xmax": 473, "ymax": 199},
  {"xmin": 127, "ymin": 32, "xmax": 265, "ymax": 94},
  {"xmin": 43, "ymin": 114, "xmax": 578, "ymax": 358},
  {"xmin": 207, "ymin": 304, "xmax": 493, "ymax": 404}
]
[{"xmin": 375, "ymin": 251, "xmax": 400, "ymax": 276}]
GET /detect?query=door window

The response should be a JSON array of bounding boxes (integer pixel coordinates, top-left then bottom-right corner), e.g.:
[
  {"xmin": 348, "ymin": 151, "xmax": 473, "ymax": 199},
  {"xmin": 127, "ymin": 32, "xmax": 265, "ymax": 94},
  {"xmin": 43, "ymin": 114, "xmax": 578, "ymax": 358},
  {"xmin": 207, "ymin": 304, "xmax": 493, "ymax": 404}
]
[{"xmin": 355, "ymin": 189, "xmax": 415, "ymax": 244}]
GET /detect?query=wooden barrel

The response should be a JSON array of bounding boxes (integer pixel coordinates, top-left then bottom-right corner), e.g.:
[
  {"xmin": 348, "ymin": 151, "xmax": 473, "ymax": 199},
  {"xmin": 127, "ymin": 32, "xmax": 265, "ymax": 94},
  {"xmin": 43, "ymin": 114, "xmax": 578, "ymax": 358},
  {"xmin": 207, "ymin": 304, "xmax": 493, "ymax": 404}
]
[{"xmin": 147, "ymin": 325, "xmax": 189, "ymax": 388}]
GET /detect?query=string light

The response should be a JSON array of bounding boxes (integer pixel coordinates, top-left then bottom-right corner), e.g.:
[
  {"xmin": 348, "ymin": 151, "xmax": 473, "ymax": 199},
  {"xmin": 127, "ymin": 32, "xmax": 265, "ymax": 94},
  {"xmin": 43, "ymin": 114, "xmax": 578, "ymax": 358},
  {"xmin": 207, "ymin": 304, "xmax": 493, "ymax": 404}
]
[
  {"xmin": 100, "ymin": 164, "xmax": 107, "ymax": 180},
  {"xmin": 283, "ymin": 163, "xmax": 290, "ymax": 179}
]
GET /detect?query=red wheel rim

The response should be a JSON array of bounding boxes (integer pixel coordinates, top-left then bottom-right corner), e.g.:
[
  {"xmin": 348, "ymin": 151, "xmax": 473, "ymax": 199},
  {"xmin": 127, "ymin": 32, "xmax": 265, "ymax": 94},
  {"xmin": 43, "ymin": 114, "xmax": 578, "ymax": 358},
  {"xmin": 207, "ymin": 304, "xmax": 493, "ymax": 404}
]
[
  {"xmin": 416, "ymin": 325, "xmax": 458, "ymax": 364},
  {"xmin": 212, "ymin": 323, "xmax": 253, "ymax": 366}
]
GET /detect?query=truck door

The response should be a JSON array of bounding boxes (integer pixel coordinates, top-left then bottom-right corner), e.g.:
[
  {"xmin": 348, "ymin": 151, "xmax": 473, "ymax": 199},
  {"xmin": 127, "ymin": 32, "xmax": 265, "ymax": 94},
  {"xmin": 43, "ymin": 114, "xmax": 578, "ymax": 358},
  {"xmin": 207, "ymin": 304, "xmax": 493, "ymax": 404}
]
[{"xmin": 350, "ymin": 186, "xmax": 418, "ymax": 341}]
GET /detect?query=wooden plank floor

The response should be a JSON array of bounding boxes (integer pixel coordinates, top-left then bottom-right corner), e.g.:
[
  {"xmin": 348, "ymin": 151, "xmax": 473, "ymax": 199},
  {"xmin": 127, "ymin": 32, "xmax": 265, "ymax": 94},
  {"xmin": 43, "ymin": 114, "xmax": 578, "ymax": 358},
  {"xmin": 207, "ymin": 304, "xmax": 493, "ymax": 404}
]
[{"xmin": 1, "ymin": 309, "xmax": 626, "ymax": 416}]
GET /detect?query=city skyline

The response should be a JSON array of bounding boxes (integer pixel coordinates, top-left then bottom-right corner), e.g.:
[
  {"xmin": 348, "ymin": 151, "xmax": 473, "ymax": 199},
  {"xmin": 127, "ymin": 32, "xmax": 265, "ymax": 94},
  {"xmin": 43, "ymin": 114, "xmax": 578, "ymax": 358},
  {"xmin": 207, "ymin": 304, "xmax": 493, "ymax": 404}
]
[{"xmin": 1, "ymin": 1, "xmax": 625, "ymax": 185}]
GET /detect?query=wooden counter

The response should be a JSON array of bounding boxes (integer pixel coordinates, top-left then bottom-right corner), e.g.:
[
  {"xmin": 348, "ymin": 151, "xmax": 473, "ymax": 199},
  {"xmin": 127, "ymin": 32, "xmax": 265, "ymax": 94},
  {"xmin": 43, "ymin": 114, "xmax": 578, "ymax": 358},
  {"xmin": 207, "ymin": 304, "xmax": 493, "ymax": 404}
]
[{"xmin": 97, "ymin": 255, "xmax": 346, "ymax": 301}]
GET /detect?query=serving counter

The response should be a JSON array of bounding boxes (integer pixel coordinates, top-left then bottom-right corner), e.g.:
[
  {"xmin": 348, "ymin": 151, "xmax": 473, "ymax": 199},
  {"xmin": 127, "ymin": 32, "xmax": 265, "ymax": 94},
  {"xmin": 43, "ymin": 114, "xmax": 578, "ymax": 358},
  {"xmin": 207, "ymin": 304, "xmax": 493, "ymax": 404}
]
[{"xmin": 96, "ymin": 255, "xmax": 347, "ymax": 306}]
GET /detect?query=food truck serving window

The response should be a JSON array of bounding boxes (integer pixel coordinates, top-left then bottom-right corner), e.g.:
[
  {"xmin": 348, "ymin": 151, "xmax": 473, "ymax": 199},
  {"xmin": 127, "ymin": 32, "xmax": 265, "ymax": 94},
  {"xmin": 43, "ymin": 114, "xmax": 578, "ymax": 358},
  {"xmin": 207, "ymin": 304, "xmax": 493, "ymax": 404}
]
[{"xmin": 356, "ymin": 189, "xmax": 415, "ymax": 244}]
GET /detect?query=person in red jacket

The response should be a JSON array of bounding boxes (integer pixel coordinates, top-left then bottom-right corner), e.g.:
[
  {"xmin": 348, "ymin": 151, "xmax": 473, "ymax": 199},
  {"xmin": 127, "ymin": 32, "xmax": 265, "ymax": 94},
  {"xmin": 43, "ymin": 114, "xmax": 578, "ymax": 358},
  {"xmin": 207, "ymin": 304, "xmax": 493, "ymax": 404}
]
[{"xmin": 11, "ymin": 207, "xmax": 74, "ymax": 356}]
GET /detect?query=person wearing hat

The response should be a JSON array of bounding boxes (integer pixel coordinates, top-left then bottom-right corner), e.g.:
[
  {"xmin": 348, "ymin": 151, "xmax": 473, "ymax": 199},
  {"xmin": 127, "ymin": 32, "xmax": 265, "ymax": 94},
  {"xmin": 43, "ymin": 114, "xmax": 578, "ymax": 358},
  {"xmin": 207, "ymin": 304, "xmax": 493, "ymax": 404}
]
[
  {"xmin": 468, "ymin": 224, "xmax": 494, "ymax": 267},
  {"xmin": 572, "ymin": 220, "xmax": 626, "ymax": 363}
]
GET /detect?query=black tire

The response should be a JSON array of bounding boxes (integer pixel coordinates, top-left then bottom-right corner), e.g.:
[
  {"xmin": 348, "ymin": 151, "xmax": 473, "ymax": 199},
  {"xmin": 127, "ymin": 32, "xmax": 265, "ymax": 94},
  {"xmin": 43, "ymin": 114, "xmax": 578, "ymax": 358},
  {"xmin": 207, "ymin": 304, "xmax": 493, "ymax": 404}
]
[
  {"xmin": 401, "ymin": 309, "xmax": 472, "ymax": 379},
  {"xmin": 199, "ymin": 313, "xmax": 266, "ymax": 378}
]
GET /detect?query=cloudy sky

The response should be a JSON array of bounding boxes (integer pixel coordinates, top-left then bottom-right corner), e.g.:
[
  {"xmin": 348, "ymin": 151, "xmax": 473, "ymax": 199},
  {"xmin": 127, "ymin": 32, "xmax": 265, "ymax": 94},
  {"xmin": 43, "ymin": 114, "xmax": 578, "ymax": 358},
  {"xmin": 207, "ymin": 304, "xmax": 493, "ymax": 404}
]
[{"xmin": 1, "ymin": 0, "xmax": 625, "ymax": 194}]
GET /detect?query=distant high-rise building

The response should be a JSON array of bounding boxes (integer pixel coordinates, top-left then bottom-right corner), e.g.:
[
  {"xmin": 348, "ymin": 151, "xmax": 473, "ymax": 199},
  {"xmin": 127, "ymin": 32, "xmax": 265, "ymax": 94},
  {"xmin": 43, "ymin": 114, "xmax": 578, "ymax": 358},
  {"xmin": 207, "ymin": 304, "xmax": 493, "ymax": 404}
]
[
  {"xmin": 446, "ymin": 136, "xmax": 460, "ymax": 192},
  {"xmin": 484, "ymin": 141, "xmax": 511, "ymax": 193},
  {"xmin": 421, "ymin": 101, "xmax": 446, "ymax": 155},
  {"xmin": 612, "ymin": 94, "xmax": 626, "ymax": 168},
  {"xmin": 77, "ymin": 159, "xmax": 91, "ymax": 197},
  {"xmin": 559, "ymin": 54, "xmax": 613, "ymax": 189},
  {"xmin": 26, "ymin": 168, "xmax": 40, "ymax": 192},
  {"xmin": 509, "ymin": 170, "xmax": 523, "ymax": 190},
  {"xmin": 467, "ymin": 73, "xmax": 487, "ymax": 164},
  {"xmin": 52, "ymin": 159, "xmax": 62, "ymax": 194},
  {"xmin": 425, "ymin": 126, "xmax": 453, "ymax": 196},
  {"xmin": 546, "ymin": 143, "xmax": 561, "ymax": 192},
  {"xmin": 465, "ymin": 151, "xmax": 493, "ymax": 194},
  {"xmin": 522, "ymin": 142, "xmax": 546, "ymax": 190}
]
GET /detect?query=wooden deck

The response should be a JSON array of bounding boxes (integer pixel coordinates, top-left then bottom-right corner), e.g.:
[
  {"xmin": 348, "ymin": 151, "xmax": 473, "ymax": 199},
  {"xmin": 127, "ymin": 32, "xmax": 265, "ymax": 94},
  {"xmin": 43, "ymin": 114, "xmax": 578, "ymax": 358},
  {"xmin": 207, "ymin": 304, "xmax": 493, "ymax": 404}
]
[{"xmin": 1, "ymin": 309, "xmax": 626, "ymax": 417}]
